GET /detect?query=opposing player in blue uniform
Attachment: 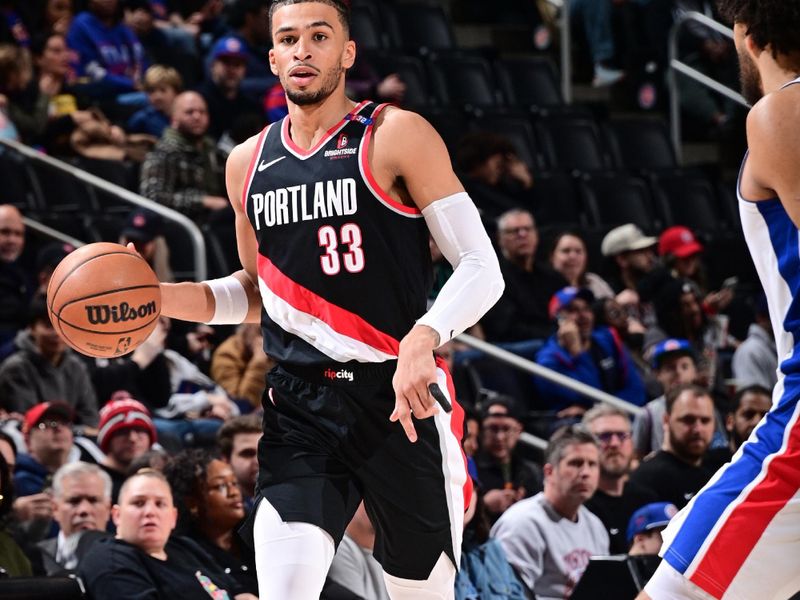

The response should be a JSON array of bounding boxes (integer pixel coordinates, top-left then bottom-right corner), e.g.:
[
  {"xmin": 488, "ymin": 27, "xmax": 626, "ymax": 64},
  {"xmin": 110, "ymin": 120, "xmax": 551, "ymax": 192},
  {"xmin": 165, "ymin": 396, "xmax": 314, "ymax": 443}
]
[
  {"xmin": 156, "ymin": 1, "xmax": 504, "ymax": 598},
  {"xmin": 640, "ymin": 2, "xmax": 800, "ymax": 598}
]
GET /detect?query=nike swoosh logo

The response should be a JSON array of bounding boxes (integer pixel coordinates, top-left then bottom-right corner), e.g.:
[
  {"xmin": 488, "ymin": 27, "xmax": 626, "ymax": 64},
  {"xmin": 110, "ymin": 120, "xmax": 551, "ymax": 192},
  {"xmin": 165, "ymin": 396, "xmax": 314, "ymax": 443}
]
[{"xmin": 257, "ymin": 156, "xmax": 286, "ymax": 171}]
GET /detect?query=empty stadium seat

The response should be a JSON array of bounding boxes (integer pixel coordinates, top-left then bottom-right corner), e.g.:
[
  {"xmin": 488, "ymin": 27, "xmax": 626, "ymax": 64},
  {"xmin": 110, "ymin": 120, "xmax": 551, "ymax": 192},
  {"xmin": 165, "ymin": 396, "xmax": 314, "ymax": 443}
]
[
  {"xmin": 650, "ymin": 170, "xmax": 721, "ymax": 232},
  {"xmin": 605, "ymin": 117, "xmax": 677, "ymax": 171},
  {"xmin": 393, "ymin": 2, "xmax": 455, "ymax": 53},
  {"xmin": 496, "ymin": 56, "xmax": 563, "ymax": 108},
  {"xmin": 351, "ymin": 4, "xmax": 385, "ymax": 50},
  {"xmin": 536, "ymin": 115, "xmax": 611, "ymax": 172},
  {"xmin": 366, "ymin": 53, "xmax": 432, "ymax": 108},
  {"xmin": 579, "ymin": 172, "xmax": 659, "ymax": 231},
  {"xmin": 428, "ymin": 54, "xmax": 500, "ymax": 108},
  {"xmin": 530, "ymin": 171, "xmax": 587, "ymax": 228}
]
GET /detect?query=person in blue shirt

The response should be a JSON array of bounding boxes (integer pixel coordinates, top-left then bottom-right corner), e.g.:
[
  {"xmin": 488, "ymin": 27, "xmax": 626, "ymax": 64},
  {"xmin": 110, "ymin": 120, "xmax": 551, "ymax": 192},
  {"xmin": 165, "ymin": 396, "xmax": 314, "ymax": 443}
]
[
  {"xmin": 127, "ymin": 64, "xmax": 182, "ymax": 137},
  {"xmin": 66, "ymin": 0, "xmax": 146, "ymax": 101},
  {"xmin": 536, "ymin": 287, "xmax": 646, "ymax": 414}
]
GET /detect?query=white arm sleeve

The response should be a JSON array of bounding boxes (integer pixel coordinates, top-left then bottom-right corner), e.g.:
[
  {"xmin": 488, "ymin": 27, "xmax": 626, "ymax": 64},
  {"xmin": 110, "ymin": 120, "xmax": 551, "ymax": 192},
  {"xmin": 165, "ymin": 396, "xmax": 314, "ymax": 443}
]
[{"xmin": 416, "ymin": 192, "xmax": 504, "ymax": 346}]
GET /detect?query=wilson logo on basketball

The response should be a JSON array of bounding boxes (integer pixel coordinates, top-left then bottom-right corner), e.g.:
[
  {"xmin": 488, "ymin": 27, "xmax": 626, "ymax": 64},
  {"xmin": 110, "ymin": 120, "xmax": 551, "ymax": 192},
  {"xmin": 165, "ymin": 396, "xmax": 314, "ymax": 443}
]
[{"xmin": 84, "ymin": 301, "xmax": 157, "ymax": 325}]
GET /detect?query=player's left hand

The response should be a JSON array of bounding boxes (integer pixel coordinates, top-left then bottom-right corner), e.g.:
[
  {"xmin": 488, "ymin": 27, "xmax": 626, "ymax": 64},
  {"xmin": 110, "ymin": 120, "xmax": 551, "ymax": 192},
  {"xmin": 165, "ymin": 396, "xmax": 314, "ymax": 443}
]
[{"xmin": 391, "ymin": 325, "xmax": 440, "ymax": 443}]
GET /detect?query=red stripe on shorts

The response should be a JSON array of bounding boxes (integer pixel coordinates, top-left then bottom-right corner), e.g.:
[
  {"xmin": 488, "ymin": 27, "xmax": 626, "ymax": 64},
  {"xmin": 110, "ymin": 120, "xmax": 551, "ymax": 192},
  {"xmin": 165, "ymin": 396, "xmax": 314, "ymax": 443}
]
[
  {"xmin": 436, "ymin": 355, "xmax": 473, "ymax": 511},
  {"xmin": 689, "ymin": 414, "xmax": 800, "ymax": 596}
]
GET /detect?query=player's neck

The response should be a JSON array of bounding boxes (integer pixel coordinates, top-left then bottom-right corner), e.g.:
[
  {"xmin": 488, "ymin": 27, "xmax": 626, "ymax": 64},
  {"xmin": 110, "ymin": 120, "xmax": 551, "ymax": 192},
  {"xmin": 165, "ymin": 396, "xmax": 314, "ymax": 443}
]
[
  {"xmin": 286, "ymin": 91, "xmax": 356, "ymax": 150},
  {"xmin": 759, "ymin": 58, "xmax": 800, "ymax": 96}
]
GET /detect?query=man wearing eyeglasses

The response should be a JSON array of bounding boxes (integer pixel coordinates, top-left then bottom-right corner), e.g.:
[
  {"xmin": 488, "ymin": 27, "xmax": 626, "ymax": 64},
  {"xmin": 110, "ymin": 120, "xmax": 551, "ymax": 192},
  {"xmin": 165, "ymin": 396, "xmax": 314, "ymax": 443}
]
[
  {"xmin": 583, "ymin": 404, "xmax": 657, "ymax": 554},
  {"xmin": 480, "ymin": 209, "xmax": 568, "ymax": 343}
]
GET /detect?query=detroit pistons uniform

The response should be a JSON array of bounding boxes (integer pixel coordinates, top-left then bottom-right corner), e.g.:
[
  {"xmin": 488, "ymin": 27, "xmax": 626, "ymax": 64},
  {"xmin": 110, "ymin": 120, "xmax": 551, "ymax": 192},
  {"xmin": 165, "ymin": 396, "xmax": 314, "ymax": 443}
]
[
  {"xmin": 240, "ymin": 101, "xmax": 470, "ymax": 578},
  {"xmin": 656, "ymin": 78, "xmax": 800, "ymax": 599}
]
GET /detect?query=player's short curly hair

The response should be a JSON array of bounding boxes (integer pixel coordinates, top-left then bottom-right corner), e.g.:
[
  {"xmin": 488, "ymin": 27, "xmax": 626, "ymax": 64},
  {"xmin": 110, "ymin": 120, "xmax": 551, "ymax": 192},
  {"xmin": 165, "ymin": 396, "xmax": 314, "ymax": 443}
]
[
  {"xmin": 269, "ymin": 0, "xmax": 351, "ymax": 36},
  {"xmin": 717, "ymin": 0, "xmax": 800, "ymax": 58}
]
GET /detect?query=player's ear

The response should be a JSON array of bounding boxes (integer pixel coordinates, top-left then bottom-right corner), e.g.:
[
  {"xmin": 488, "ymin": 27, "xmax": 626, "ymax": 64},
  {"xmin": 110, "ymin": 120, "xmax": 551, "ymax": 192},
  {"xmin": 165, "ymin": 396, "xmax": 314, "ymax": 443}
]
[
  {"xmin": 743, "ymin": 30, "xmax": 764, "ymax": 61},
  {"xmin": 268, "ymin": 49, "xmax": 278, "ymax": 76},
  {"xmin": 342, "ymin": 39, "xmax": 356, "ymax": 70}
]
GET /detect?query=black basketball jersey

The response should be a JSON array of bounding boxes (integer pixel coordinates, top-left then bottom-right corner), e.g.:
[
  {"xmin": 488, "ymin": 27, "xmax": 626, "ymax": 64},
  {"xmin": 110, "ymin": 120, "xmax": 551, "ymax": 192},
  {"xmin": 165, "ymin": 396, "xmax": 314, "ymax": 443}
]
[{"xmin": 242, "ymin": 101, "xmax": 432, "ymax": 365}]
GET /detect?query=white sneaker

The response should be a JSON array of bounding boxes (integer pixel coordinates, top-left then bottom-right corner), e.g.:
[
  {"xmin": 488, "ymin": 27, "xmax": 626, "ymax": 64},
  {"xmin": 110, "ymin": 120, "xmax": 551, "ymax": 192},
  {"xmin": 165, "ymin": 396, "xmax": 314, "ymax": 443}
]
[{"xmin": 593, "ymin": 64, "xmax": 625, "ymax": 87}]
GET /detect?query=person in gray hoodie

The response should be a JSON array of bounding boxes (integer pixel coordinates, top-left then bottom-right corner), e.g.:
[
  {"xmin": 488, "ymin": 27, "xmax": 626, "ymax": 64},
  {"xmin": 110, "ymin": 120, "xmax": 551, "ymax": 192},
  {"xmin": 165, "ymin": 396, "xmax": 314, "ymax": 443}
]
[{"xmin": 0, "ymin": 296, "xmax": 98, "ymax": 428}]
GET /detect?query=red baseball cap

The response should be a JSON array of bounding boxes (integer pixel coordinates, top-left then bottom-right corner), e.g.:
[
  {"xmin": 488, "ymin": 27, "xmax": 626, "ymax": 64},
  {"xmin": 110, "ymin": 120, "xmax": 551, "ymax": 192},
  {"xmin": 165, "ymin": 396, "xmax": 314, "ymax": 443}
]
[
  {"xmin": 658, "ymin": 226, "xmax": 703, "ymax": 259},
  {"xmin": 23, "ymin": 401, "xmax": 75, "ymax": 433}
]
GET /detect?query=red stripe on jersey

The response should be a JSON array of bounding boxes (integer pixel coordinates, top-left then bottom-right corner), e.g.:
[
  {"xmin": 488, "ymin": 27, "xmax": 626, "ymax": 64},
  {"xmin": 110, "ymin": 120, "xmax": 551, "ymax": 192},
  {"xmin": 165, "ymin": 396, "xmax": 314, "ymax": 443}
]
[
  {"xmin": 436, "ymin": 355, "xmax": 473, "ymax": 512},
  {"xmin": 360, "ymin": 103, "xmax": 422, "ymax": 216},
  {"xmin": 282, "ymin": 100, "xmax": 371, "ymax": 157},
  {"xmin": 257, "ymin": 252, "xmax": 400, "ymax": 356},
  {"xmin": 689, "ymin": 416, "xmax": 800, "ymax": 596},
  {"xmin": 241, "ymin": 125, "xmax": 270, "ymax": 211}
]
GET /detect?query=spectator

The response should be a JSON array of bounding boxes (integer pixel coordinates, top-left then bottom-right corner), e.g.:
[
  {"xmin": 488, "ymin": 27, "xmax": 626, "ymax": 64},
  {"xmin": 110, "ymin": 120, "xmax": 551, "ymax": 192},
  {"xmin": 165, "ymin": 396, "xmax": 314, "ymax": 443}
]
[
  {"xmin": 14, "ymin": 402, "xmax": 76, "ymax": 498},
  {"xmin": 583, "ymin": 405, "xmax": 658, "ymax": 554},
  {"xmin": 632, "ymin": 338, "xmax": 699, "ymax": 458},
  {"xmin": 66, "ymin": 0, "xmax": 146, "ymax": 102},
  {"xmin": 327, "ymin": 501, "xmax": 390, "ymax": 600},
  {"xmin": 219, "ymin": 0, "xmax": 275, "ymax": 102},
  {"xmin": 475, "ymin": 398, "xmax": 542, "ymax": 522},
  {"xmin": 79, "ymin": 469, "xmax": 255, "ymax": 600},
  {"xmin": 127, "ymin": 64, "xmax": 182, "ymax": 137},
  {"xmin": 0, "ymin": 452, "xmax": 32, "ymax": 577},
  {"xmin": 536, "ymin": 287, "xmax": 646, "ymax": 415},
  {"xmin": 96, "ymin": 398, "xmax": 157, "ymax": 502},
  {"xmin": 629, "ymin": 384, "xmax": 716, "ymax": 508},
  {"xmin": 30, "ymin": 461, "xmax": 112, "ymax": 575},
  {"xmin": 119, "ymin": 207, "xmax": 174, "ymax": 282},
  {"xmin": 197, "ymin": 36, "xmax": 264, "ymax": 143},
  {"xmin": 462, "ymin": 409, "xmax": 480, "ymax": 459},
  {"xmin": 454, "ymin": 133, "xmax": 534, "ymax": 222},
  {"xmin": 210, "ymin": 323, "xmax": 271, "ymax": 408},
  {"xmin": 600, "ymin": 223, "xmax": 657, "ymax": 325},
  {"xmin": 491, "ymin": 426, "xmax": 609, "ymax": 598},
  {"xmin": 593, "ymin": 296, "xmax": 648, "ymax": 383},
  {"xmin": 216, "ymin": 414, "xmax": 261, "ymax": 511},
  {"xmin": 732, "ymin": 293, "xmax": 777, "ymax": 389},
  {"xmin": 139, "ymin": 91, "xmax": 229, "ymax": 220},
  {"xmin": 569, "ymin": 0, "xmax": 625, "ymax": 86},
  {"xmin": 165, "ymin": 449, "xmax": 257, "ymax": 595},
  {"xmin": 33, "ymin": 241, "xmax": 75, "ymax": 300},
  {"xmin": 626, "ymin": 501, "xmax": 677, "ymax": 556},
  {"xmin": 480, "ymin": 209, "xmax": 567, "ymax": 342},
  {"xmin": 550, "ymin": 231, "xmax": 614, "ymax": 300},
  {"xmin": 726, "ymin": 385, "xmax": 771, "ymax": 454},
  {"xmin": 0, "ymin": 296, "xmax": 98, "ymax": 426},
  {"xmin": 0, "ymin": 204, "xmax": 29, "ymax": 346},
  {"xmin": 38, "ymin": 0, "xmax": 75, "ymax": 36}
]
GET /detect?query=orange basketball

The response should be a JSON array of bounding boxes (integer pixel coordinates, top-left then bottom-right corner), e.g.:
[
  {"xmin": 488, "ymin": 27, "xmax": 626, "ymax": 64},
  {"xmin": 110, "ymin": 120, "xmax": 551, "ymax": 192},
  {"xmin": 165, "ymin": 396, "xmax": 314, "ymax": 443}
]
[{"xmin": 46, "ymin": 242, "xmax": 162, "ymax": 358}]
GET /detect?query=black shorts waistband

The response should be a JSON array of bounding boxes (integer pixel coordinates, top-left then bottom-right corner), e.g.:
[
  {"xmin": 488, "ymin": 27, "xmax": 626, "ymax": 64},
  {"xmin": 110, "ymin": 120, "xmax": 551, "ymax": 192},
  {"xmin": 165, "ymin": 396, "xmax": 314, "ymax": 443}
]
[{"xmin": 278, "ymin": 360, "xmax": 398, "ymax": 386}]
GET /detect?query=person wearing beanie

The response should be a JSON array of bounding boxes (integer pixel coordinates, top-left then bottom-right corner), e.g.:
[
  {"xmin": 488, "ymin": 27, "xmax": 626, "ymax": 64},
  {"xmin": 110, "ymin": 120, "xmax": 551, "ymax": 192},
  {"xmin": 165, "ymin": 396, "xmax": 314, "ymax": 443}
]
[{"xmin": 97, "ymin": 395, "xmax": 156, "ymax": 502}]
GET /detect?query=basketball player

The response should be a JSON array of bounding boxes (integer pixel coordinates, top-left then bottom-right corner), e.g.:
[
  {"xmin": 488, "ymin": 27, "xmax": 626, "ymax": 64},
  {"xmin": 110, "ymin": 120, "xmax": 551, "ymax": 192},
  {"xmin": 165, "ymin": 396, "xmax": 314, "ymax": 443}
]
[
  {"xmin": 154, "ymin": 1, "xmax": 504, "ymax": 599},
  {"xmin": 637, "ymin": 2, "xmax": 800, "ymax": 599}
]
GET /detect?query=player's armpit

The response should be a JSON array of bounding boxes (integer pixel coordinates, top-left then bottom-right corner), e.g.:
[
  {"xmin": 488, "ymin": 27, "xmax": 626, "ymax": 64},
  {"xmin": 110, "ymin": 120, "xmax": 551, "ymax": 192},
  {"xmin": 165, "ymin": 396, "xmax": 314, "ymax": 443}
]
[
  {"xmin": 370, "ymin": 108, "xmax": 464, "ymax": 210},
  {"xmin": 745, "ymin": 90, "xmax": 800, "ymax": 228}
]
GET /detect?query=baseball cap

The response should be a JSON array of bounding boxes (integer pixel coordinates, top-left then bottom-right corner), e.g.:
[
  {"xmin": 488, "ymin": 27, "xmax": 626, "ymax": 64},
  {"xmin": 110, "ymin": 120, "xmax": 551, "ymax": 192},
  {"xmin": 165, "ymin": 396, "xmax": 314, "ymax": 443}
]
[
  {"xmin": 23, "ymin": 401, "xmax": 75, "ymax": 433},
  {"xmin": 36, "ymin": 242, "xmax": 75, "ymax": 273},
  {"xmin": 650, "ymin": 338, "xmax": 695, "ymax": 369},
  {"xmin": 480, "ymin": 395, "xmax": 524, "ymax": 423},
  {"xmin": 600, "ymin": 224, "xmax": 657, "ymax": 257},
  {"xmin": 209, "ymin": 36, "xmax": 248, "ymax": 62},
  {"xmin": 548, "ymin": 286, "xmax": 595, "ymax": 320},
  {"xmin": 97, "ymin": 398, "xmax": 157, "ymax": 453},
  {"xmin": 658, "ymin": 226, "xmax": 703, "ymax": 259},
  {"xmin": 122, "ymin": 208, "xmax": 163, "ymax": 243},
  {"xmin": 626, "ymin": 501, "xmax": 678, "ymax": 544}
]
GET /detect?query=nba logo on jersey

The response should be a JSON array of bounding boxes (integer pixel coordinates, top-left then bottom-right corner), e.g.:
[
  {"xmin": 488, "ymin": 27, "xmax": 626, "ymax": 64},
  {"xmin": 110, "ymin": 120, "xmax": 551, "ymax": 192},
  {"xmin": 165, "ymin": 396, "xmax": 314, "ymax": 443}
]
[{"xmin": 337, "ymin": 134, "xmax": 348, "ymax": 149}]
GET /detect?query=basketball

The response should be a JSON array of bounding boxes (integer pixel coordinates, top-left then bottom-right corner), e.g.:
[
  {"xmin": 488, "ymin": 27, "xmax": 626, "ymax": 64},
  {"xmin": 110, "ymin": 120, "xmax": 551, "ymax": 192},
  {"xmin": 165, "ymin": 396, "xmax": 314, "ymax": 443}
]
[{"xmin": 46, "ymin": 242, "xmax": 162, "ymax": 358}]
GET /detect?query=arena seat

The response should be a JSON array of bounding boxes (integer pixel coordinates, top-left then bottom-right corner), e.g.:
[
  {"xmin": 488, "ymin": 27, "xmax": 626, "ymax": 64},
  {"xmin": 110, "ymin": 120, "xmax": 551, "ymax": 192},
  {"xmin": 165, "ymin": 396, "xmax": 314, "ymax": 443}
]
[
  {"xmin": 393, "ymin": 2, "xmax": 455, "ymax": 54},
  {"xmin": 650, "ymin": 170, "xmax": 722, "ymax": 232},
  {"xmin": 428, "ymin": 54, "xmax": 501, "ymax": 108},
  {"xmin": 350, "ymin": 4, "xmax": 386, "ymax": 51},
  {"xmin": 367, "ymin": 53, "xmax": 433, "ymax": 109},
  {"xmin": 530, "ymin": 171, "xmax": 587, "ymax": 228},
  {"xmin": 578, "ymin": 172, "xmax": 659, "ymax": 232},
  {"xmin": 417, "ymin": 107, "xmax": 470, "ymax": 153},
  {"xmin": 496, "ymin": 56, "xmax": 563, "ymax": 108},
  {"xmin": 604, "ymin": 117, "xmax": 677, "ymax": 171},
  {"xmin": 470, "ymin": 111, "xmax": 542, "ymax": 171},
  {"xmin": 536, "ymin": 115, "xmax": 612, "ymax": 173},
  {"xmin": 0, "ymin": 575, "xmax": 85, "ymax": 600},
  {"xmin": 0, "ymin": 146, "xmax": 39, "ymax": 212}
]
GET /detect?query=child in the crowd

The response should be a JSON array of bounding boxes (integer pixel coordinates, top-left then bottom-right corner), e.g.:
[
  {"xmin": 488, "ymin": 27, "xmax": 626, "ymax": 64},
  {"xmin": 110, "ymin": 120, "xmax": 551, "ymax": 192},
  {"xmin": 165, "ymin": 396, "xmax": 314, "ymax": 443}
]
[{"xmin": 126, "ymin": 64, "xmax": 182, "ymax": 137}]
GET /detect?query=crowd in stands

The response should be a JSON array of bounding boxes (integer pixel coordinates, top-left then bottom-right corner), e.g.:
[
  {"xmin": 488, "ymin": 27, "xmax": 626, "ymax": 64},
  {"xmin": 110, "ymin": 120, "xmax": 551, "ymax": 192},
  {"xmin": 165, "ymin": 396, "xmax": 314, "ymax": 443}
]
[{"xmin": 0, "ymin": 0, "xmax": 784, "ymax": 598}]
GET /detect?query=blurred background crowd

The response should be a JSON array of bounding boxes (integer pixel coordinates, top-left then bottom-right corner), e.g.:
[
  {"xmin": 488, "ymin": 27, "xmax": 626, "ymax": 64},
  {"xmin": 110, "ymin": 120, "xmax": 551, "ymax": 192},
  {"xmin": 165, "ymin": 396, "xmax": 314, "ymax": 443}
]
[{"xmin": 0, "ymin": 0, "xmax": 780, "ymax": 598}]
